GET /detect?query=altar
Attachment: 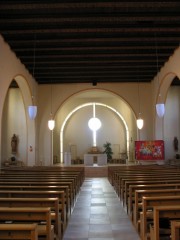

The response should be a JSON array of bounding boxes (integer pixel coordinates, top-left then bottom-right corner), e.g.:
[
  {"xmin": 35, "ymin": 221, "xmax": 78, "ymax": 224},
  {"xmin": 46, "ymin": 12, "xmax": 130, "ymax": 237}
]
[{"xmin": 84, "ymin": 153, "xmax": 107, "ymax": 166}]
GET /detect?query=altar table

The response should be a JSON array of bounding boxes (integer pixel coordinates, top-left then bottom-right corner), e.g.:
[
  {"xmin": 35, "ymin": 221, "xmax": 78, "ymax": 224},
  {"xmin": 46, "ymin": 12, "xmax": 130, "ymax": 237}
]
[{"xmin": 84, "ymin": 154, "xmax": 107, "ymax": 166}]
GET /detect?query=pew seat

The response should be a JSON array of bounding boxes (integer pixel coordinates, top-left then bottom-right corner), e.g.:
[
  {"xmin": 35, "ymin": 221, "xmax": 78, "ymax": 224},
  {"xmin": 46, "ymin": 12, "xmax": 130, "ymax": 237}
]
[
  {"xmin": 0, "ymin": 207, "xmax": 54, "ymax": 240},
  {"xmin": 0, "ymin": 223, "xmax": 38, "ymax": 240}
]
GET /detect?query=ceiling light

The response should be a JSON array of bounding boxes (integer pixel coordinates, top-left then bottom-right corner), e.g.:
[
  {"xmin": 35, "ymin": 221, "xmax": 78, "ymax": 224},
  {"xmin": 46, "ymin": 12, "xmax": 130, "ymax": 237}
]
[
  {"xmin": 136, "ymin": 78, "xmax": 143, "ymax": 129},
  {"xmin": 28, "ymin": 105, "xmax": 37, "ymax": 120},
  {"xmin": 155, "ymin": 35, "xmax": 165, "ymax": 118},
  {"xmin": 137, "ymin": 117, "xmax": 144, "ymax": 130},
  {"xmin": 48, "ymin": 83, "xmax": 55, "ymax": 130},
  {"xmin": 28, "ymin": 35, "xmax": 37, "ymax": 120},
  {"xmin": 48, "ymin": 119, "xmax": 55, "ymax": 131}
]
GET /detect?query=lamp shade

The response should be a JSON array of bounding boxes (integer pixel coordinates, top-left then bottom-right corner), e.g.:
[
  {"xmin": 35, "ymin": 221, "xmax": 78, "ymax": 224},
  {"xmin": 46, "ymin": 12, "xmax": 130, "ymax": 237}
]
[
  {"xmin": 28, "ymin": 105, "xmax": 37, "ymax": 120},
  {"xmin": 156, "ymin": 103, "xmax": 165, "ymax": 118},
  {"xmin": 48, "ymin": 119, "xmax": 55, "ymax": 130},
  {"xmin": 88, "ymin": 117, "xmax": 101, "ymax": 131},
  {"xmin": 137, "ymin": 118, "xmax": 144, "ymax": 130}
]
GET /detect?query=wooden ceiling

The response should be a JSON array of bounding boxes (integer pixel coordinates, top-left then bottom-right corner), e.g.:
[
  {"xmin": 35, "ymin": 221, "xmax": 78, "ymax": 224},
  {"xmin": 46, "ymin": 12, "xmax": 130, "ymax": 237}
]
[{"xmin": 1, "ymin": 1, "xmax": 180, "ymax": 85}]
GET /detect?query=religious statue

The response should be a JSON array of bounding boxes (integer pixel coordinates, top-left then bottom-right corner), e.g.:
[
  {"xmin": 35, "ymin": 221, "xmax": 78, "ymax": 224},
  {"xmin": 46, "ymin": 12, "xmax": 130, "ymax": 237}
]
[
  {"xmin": 11, "ymin": 134, "xmax": 18, "ymax": 153},
  {"xmin": 174, "ymin": 136, "xmax": 178, "ymax": 152}
]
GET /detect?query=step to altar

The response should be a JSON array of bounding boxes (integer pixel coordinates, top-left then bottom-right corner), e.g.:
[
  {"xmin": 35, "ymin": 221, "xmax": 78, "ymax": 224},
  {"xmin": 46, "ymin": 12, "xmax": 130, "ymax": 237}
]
[{"xmin": 84, "ymin": 164, "xmax": 108, "ymax": 177}]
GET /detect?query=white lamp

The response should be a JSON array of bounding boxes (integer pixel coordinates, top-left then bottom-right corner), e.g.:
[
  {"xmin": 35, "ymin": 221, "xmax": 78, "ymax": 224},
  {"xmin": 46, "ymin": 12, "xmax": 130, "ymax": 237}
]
[
  {"xmin": 137, "ymin": 118, "xmax": 144, "ymax": 130},
  {"xmin": 48, "ymin": 119, "xmax": 55, "ymax": 130},
  {"xmin": 136, "ymin": 80, "xmax": 144, "ymax": 130},
  {"xmin": 28, "ymin": 105, "xmax": 37, "ymax": 120},
  {"xmin": 48, "ymin": 84, "xmax": 55, "ymax": 130},
  {"xmin": 28, "ymin": 36, "xmax": 37, "ymax": 120},
  {"xmin": 155, "ymin": 36, "xmax": 165, "ymax": 118},
  {"xmin": 156, "ymin": 103, "xmax": 165, "ymax": 118}
]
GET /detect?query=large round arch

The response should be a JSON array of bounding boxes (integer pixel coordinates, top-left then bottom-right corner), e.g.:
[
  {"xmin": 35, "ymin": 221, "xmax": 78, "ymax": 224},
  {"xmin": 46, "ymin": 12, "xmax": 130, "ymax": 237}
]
[{"xmin": 54, "ymin": 89, "xmax": 137, "ymax": 164}]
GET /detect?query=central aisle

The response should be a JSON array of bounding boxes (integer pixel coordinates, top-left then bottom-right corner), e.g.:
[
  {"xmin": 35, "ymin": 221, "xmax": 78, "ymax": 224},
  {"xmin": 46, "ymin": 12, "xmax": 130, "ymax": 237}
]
[{"xmin": 63, "ymin": 177, "xmax": 140, "ymax": 240}]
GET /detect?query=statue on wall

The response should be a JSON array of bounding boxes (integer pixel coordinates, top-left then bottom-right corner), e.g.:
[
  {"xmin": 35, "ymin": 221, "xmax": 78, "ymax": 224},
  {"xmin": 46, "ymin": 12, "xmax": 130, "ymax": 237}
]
[
  {"xmin": 11, "ymin": 134, "xmax": 18, "ymax": 154},
  {"xmin": 174, "ymin": 136, "xmax": 178, "ymax": 152}
]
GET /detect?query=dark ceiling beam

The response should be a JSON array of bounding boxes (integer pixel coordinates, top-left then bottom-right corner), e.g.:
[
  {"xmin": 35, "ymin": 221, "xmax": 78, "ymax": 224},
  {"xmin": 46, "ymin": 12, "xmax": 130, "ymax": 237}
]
[
  {"xmin": 1, "ymin": 1, "xmax": 179, "ymax": 85},
  {"xmin": 35, "ymin": 74, "xmax": 153, "ymax": 79},
  {"xmin": 14, "ymin": 46, "xmax": 175, "ymax": 52},
  {"xmin": 2, "ymin": 27, "xmax": 180, "ymax": 34},
  {"xmin": 33, "ymin": 69, "xmax": 156, "ymax": 74},
  {"xmin": 23, "ymin": 59, "xmax": 165, "ymax": 64},
  {"xmin": 1, "ymin": 16, "xmax": 180, "ymax": 24},
  {"xmin": 0, "ymin": 2, "xmax": 180, "ymax": 10},
  {"xmin": 20, "ymin": 53, "xmax": 169, "ymax": 59},
  {"xmin": 27, "ymin": 65, "xmax": 161, "ymax": 70},
  {"xmin": 6, "ymin": 37, "xmax": 180, "ymax": 44}
]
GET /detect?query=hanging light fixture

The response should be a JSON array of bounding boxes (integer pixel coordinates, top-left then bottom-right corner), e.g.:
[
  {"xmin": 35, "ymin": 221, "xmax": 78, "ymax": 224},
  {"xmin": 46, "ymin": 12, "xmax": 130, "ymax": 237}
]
[
  {"xmin": 48, "ymin": 83, "xmax": 55, "ymax": 130},
  {"xmin": 137, "ymin": 114, "xmax": 144, "ymax": 130},
  {"xmin": 28, "ymin": 35, "xmax": 37, "ymax": 120},
  {"xmin": 48, "ymin": 119, "xmax": 55, "ymax": 131},
  {"xmin": 155, "ymin": 35, "xmax": 165, "ymax": 118},
  {"xmin": 136, "ymin": 67, "xmax": 144, "ymax": 130},
  {"xmin": 156, "ymin": 102, "xmax": 165, "ymax": 118},
  {"xmin": 28, "ymin": 101, "xmax": 37, "ymax": 120}
]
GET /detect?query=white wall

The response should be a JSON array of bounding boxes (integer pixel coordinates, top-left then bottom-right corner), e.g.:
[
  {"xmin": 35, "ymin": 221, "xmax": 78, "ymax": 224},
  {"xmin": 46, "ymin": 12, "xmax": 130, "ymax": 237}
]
[
  {"xmin": 63, "ymin": 104, "xmax": 126, "ymax": 160},
  {"xmin": 164, "ymin": 86, "xmax": 180, "ymax": 160},
  {"xmin": 2, "ymin": 88, "xmax": 27, "ymax": 164}
]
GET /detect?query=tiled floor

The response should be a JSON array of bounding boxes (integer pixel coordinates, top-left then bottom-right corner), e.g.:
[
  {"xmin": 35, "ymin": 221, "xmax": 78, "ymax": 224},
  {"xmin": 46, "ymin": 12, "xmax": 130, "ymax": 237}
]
[{"xmin": 63, "ymin": 177, "xmax": 140, "ymax": 240}]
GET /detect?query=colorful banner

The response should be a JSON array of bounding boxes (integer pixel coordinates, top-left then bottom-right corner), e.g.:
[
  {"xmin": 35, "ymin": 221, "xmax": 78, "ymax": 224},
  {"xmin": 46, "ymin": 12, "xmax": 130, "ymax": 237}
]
[{"xmin": 135, "ymin": 140, "xmax": 164, "ymax": 160}]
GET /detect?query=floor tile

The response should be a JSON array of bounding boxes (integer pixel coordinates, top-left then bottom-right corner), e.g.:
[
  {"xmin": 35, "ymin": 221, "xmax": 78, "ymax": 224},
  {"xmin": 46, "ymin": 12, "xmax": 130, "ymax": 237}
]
[{"xmin": 63, "ymin": 178, "xmax": 140, "ymax": 240}]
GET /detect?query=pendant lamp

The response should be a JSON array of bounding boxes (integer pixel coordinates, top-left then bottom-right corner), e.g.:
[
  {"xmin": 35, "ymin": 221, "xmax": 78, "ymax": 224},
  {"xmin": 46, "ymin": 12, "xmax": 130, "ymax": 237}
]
[
  {"xmin": 48, "ymin": 119, "xmax": 55, "ymax": 131},
  {"xmin": 48, "ymin": 84, "xmax": 55, "ymax": 130},
  {"xmin": 156, "ymin": 102, "xmax": 165, "ymax": 118},
  {"xmin": 136, "ymin": 79, "xmax": 144, "ymax": 130},
  {"xmin": 155, "ymin": 35, "xmax": 165, "ymax": 118},
  {"xmin": 137, "ymin": 116, "xmax": 144, "ymax": 130},
  {"xmin": 28, "ymin": 35, "xmax": 37, "ymax": 120},
  {"xmin": 28, "ymin": 105, "xmax": 37, "ymax": 120}
]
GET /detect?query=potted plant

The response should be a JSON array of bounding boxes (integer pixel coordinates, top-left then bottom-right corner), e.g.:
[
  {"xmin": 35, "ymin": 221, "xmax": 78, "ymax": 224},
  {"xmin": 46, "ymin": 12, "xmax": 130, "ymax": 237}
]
[{"xmin": 103, "ymin": 141, "xmax": 113, "ymax": 162}]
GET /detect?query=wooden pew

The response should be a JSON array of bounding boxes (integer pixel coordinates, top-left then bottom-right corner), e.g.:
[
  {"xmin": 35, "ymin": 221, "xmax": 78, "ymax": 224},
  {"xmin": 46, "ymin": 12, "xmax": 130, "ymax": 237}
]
[
  {"xmin": 132, "ymin": 187, "xmax": 180, "ymax": 226},
  {"xmin": 171, "ymin": 220, "xmax": 180, "ymax": 240},
  {"xmin": 0, "ymin": 180, "xmax": 74, "ymax": 209},
  {"xmin": 128, "ymin": 183, "xmax": 180, "ymax": 217},
  {"xmin": 0, "ymin": 169, "xmax": 82, "ymax": 185},
  {"xmin": 110, "ymin": 167, "xmax": 180, "ymax": 194},
  {"xmin": 116, "ymin": 172, "xmax": 180, "ymax": 196},
  {"xmin": 0, "ymin": 197, "xmax": 61, "ymax": 240},
  {"xmin": 0, "ymin": 190, "xmax": 66, "ymax": 232},
  {"xmin": 124, "ymin": 178, "xmax": 180, "ymax": 210},
  {"xmin": 0, "ymin": 175, "xmax": 77, "ymax": 196},
  {"xmin": 0, "ymin": 223, "xmax": 38, "ymax": 240},
  {"xmin": 108, "ymin": 165, "xmax": 180, "ymax": 195},
  {"xmin": 108, "ymin": 165, "xmax": 169, "ymax": 185},
  {"xmin": 0, "ymin": 167, "xmax": 84, "ymax": 210},
  {"xmin": 140, "ymin": 197, "xmax": 180, "ymax": 240},
  {"xmin": 0, "ymin": 168, "xmax": 83, "ymax": 196},
  {"xmin": 0, "ymin": 176, "xmax": 77, "ymax": 203},
  {"xmin": 149, "ymin": 205, "xmax": 180, "ymax": 240},
  {"xmin": 2, "ymin": 167, "xmax": 85, "ymax": 186},
  {"xmin": 0, "ymin": 207, "xmax": 54, "ymax": 240},
  {"xmin": 0, "ymin": 185, "xmax": 71, "ymax": 219}
]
